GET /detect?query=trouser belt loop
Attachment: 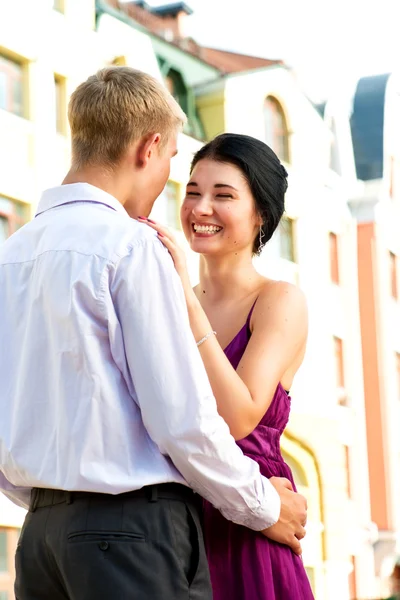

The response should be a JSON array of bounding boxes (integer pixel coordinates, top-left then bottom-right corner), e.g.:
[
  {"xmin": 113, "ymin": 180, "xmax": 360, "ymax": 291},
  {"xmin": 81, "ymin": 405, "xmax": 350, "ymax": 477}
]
[
  {"xmin": 148, "ymin": 485, "xmax": 158, "ymax": 503},
  {"xmin": 66, "ymin": 491, "xmax": 73, "ymax": 505}
]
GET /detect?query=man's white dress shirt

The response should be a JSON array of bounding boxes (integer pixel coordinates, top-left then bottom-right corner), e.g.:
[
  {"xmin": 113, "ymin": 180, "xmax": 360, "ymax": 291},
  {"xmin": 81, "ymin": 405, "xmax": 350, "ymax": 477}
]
[{"xmin": 0, "ymin": 183, "xmax": 280, "ymax": 530}]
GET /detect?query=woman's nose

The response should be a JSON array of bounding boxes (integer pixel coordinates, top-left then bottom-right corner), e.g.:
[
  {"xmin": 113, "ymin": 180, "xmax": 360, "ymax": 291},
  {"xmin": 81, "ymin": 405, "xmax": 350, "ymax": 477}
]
[{"xmin": 192, "ymin": 196, "xmax": 213, "ymax": 216}]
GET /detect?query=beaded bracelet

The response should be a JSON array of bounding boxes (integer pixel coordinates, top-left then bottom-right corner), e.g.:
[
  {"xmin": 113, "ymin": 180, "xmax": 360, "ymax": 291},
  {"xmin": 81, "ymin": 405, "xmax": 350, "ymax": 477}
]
[{"xmin": 196, "ymin": 330, "xmax": 217, "ymax": 347}]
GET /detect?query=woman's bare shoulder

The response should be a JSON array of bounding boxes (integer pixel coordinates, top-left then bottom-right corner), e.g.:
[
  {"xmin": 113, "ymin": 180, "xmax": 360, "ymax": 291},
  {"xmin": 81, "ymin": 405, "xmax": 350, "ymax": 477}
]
[
  {"xmin": 257, "ymin": 279, "xmax": 307, "ymax": 308},
  {"xmin": 252, "ymin": 279, "xmax": 308, "ymax": 332}
]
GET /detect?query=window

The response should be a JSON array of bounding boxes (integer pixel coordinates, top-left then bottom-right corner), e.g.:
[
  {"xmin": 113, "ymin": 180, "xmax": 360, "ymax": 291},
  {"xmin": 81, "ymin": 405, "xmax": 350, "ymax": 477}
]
[
  {"xmin": 396, "ymin": 353, "xmax": 400, "ymax": 400},
  {"xmin": 389, "ymin": 155, "xmax": 395, "ymax": 199},
  {"xmin": 389, "ymin": 157, "xmax": 400, "ymax": 201},
  {"xmin": 281, "ymin": 450, "xmax": 308, "ymax": 487},
  {"xmin": 0, "ymin": 196, "xmax": 29, "ymax": 243},
  {"xmin": 0, "ymin": 53, "xmax": 24, "ymax": 117},
  {"xmin": 0, "ymin": 530, "xmax": 7, "ymax": 572},
  {"xmin": 349, "ymin": 555, "xmax": 357, "ymax": 600},
  {"xmin": 390, "ymin": 251, "xmax": 398, "ymax": 299},
  {"xmin": 305, "ymin": 567, "xmax": 316, "ymax": 594},
  {"xmin": 54, "ymin": 75, "xmax": 66, "ymax": 134},
  {"xmin": 329, "ymin": 232, "xmax": 340, "ymax": 284},
  {"xmin": 0, "ymin": 216, "xmax": 8, "ymax": 243},
  {"xmin": 165, "ymin": 68, "xmax": 188, "ymax": 116},
  {"xmin": 158, "ymin": 57, "xmax": 204, "ymax": 140},
  {"xmin": 165, "ymin": 181, "xmax": 180, "ymax": 229},
  {"xmin": 279, "ymin": 216, "xmax": 295, "ymax": 262},
  {"xmin": 345, "ymin": 444, "xmax": 352, "ymax": 497},
  {"xmin": 264, "ymin": 96, "xmax": 289, "ymax": 163},
  {"xmin": 53, "ymin": 0, "xmax": 64, "ymax": 12},
  {"xmin": 333, "ymin": 336, "xmax": 345, "ymax": 389},
  {"xmin": 327, "ymin": 116, "xmax": 341, "ymax": 175}
]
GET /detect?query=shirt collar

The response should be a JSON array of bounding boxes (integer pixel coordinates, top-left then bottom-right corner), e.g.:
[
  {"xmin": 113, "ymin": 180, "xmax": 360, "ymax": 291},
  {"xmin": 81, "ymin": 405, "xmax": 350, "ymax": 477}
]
[{"xmin": 35, "ymin": 183, "xmax": 129, "ymax": 218}]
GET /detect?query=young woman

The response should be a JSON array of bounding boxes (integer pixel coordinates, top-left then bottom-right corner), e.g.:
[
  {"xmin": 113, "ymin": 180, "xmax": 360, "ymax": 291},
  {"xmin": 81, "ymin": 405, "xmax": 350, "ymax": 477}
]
[{"xmin": 139, "ymin": 133, "xmax": 314, "ymax": 599}]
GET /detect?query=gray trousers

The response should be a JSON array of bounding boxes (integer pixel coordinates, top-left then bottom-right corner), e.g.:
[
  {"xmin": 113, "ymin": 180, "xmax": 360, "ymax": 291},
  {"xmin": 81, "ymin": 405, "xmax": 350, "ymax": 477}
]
[{"xmin": 15, "ymin": 484, "xmax": 212, "ymax": 600}]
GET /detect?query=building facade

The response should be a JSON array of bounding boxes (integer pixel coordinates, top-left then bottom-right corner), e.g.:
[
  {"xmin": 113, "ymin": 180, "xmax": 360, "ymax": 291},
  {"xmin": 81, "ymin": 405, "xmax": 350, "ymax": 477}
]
[
  {"xmin": 1, "ymin": 1, "xmax": 399, "ymax": 599},
  {"xmin": 194, "ymin": 63, "xmax": 377, "ymax": 599},
  {"xmin": 348, "ymin": 72, "xmax": 400, "ymax": 598}
]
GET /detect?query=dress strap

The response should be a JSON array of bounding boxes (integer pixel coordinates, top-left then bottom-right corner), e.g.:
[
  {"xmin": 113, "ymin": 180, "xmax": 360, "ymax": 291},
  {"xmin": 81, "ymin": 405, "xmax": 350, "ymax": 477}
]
[{"xmin": 246, "ymin": 297, "xmax": 259, "ymax": 331}]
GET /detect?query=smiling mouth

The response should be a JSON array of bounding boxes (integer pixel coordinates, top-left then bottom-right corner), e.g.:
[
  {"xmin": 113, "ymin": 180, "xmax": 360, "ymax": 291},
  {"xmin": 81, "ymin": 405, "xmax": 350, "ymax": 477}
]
[{"xmin": 192, "ymin": 224, "xmax": 223, "ymax": 236}]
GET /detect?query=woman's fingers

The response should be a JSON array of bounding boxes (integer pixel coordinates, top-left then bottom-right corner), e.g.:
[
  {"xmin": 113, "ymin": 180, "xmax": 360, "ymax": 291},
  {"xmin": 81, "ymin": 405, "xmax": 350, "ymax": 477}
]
[
  {"xmin": 155, "ymin": 231, "xmax": 178, "ymax": 260},
  {"xmin": 158, "ymin": 234, "xmax": 182, "ymax": 271},
  {"xmin": 157, "ymin": 232, "xmax": 174, "ymax": 249}
]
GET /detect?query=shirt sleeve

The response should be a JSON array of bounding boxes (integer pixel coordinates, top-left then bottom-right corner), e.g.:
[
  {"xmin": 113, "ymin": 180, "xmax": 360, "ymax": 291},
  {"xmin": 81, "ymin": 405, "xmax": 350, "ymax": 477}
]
[
  {"xmin": 106, "ymin": 234, "xmax": 281, "ymax": 530},
  {"xmin": 0, "ymin": 471, "xmax": 31, "ymax": 509}
]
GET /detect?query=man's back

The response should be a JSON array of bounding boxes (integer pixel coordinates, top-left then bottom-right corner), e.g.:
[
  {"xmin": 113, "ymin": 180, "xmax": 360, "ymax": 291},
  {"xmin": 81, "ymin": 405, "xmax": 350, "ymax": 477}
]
[{"xmin": 0, "ymin": 184, "xmax": 183, "ymax": 500}]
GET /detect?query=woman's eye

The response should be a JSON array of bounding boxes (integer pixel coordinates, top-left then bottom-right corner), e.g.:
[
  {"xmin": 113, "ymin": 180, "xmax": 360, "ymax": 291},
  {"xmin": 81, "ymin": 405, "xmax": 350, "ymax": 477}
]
[
  {"xmin": 186, "ymin": 192, "xmax": 201, "ymax": 196},
  {"xmin": 216, "ymin": 194, "xmax": 233, "ymax": 199}
]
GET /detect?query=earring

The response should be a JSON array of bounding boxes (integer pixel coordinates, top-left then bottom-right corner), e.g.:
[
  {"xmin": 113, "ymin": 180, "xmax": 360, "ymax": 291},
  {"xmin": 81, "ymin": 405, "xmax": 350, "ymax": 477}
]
[{"xmin": 258, "ymin": 225, "xmax": 266, "ymax": 254}]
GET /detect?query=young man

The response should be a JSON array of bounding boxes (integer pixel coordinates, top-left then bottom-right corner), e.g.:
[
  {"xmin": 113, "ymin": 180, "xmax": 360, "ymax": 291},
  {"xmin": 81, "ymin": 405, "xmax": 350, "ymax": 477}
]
[{"xmin": 0, "ymin": 67, "xmax": 307, "ymax": 600}]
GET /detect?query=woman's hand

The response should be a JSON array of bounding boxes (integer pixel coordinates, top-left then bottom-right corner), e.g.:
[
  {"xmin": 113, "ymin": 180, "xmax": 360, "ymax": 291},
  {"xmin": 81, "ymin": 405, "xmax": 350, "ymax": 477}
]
[{"xmin": 137, "ymin": 217, "xmax": 193, "ymax": 297}]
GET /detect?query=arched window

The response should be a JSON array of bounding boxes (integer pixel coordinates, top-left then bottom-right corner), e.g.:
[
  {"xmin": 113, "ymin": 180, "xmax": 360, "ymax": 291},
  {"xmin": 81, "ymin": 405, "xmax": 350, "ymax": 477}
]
[
  {"xmin": 165, "ymin": 68, "xmax": 188, "ymax": 115},
  {"xmin": 281, "ymin": 449, "xmax": 308, "ymax": 487},
  {"xmin": 264, "ymin": 96, "xmax": 289, "ymax": 162},
  {"xmin": 280, "ymin": 435, "xmax": 324, "ymax": 597}
]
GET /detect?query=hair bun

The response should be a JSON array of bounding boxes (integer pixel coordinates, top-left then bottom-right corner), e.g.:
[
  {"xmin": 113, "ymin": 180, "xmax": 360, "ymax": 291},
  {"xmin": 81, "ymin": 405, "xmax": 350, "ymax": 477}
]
[{"xmin": 280, "ymin": 164, "xmax": 288, "ymax": 178}]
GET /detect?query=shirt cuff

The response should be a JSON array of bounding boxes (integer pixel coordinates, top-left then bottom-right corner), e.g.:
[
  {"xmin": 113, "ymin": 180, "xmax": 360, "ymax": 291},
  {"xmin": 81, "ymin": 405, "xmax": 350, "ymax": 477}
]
[{"xmin": 219, "ymin": 482, "xmax": 281, "ymax": 531}]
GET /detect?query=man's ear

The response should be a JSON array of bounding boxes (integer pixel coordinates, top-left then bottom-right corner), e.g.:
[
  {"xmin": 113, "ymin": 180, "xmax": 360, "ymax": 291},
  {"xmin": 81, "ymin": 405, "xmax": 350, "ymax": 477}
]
[{"xmin": 136, "ymin": 133, "xmax": 161, "ymax": 168}]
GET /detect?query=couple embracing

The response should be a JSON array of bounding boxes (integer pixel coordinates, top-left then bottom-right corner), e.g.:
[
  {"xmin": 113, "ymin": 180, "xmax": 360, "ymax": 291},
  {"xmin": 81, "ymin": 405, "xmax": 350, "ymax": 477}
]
[{"xmin": 0, "ymin": 67, "xmax": 313, "ymax": 599}]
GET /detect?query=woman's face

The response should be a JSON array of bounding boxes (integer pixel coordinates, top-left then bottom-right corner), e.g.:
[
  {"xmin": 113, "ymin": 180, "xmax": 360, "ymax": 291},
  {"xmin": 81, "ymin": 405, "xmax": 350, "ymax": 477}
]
[{"xmin": 180, "ymin": 159, "xmax": 261, "ymax": 257}]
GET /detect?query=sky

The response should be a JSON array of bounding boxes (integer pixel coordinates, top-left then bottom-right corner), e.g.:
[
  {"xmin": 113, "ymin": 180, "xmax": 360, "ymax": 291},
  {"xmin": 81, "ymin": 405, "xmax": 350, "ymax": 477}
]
[{"xmin": 124, "ymin": 0, "xmax": 399, "ymax": 101}]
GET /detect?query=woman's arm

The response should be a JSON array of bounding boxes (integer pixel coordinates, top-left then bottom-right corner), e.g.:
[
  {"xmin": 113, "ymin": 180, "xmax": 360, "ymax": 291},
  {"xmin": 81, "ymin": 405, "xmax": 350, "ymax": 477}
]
[
  {"xmin": 186, "ymin": 284, "xmax": 308, "ymax": 439},
  {"xmin": 138, "ymin": 218, "xmax": 308, "ymax": 440}
]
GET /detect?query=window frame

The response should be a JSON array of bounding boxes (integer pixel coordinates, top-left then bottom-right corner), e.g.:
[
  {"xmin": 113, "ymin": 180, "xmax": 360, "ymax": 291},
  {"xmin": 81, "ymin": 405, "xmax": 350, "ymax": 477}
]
[
  {"xmin": 53, "ymin": 0, "xmax": 65, "ymax": 13},
  {"xmin": 165, "ymin": 68, "xmax": 188, "ymax": 121},
  {"xmin": 333, "ymin": 335, "xmax": 345, "ymax": 390},
  {"xmin": 0, "ymin": 196, "xmax": 29, "ymax": 242},
  {"xmin": 0, "ymin": 529, "xmax": 7, "ymax": 573},
  {"xmin": 278, "ymin": 216, "xmax": 296, "ymax": 263},
  {"xmin": 390, "ymin": 251, "xmax": 398, "ymax": 299},
  {"xmin": 165, "ymin": 180, "xmax": 181, "ymax": 230},
  {"xmin": 263, "ymin": 95, "xmax": 290, "ymax": 163},
  {"xmin": 344, "ymin": 444, "xmax": 352, "ymax": 497},
  {"xmin": 329, "ymin": 231, "xmax": 340, "ymax": 284},
  {"xmin": 157, "ymin": 56, "xmax": 205, "ymax": 141},
  {"xmin": 0, "ymin": 527, "xmax": 20, "ymax": 599},
  {"xmin": 54, "ymin": 73, "xmax": 67, "ymax": 135},
  {"xmin": 395, "ymin": 352, "xmax": 400, "ymax": 400},
  {"xmin": 0, "ymin": 51, "xmax": 26, "ymax": 118}
]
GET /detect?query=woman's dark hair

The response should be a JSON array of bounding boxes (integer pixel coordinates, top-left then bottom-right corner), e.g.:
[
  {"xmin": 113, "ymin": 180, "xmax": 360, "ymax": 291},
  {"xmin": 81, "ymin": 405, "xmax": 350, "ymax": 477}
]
[{"xmin": 190, "ymin": 133, "xmax": 288, "ymax": 254}]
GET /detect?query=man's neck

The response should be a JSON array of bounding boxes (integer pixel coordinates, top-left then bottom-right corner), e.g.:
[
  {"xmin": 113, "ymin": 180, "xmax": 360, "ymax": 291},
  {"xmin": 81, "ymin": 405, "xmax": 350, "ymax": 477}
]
[{"xmin": 62, "ymin": 167, "xmax": 124, "ymax": 206}]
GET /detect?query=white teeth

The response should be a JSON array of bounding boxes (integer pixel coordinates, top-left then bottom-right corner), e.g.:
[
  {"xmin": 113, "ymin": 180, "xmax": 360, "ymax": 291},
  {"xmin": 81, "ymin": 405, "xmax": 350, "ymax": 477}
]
[{"xmin": 193, "ymin": 224, "xmax": 222, "ymax": 233}]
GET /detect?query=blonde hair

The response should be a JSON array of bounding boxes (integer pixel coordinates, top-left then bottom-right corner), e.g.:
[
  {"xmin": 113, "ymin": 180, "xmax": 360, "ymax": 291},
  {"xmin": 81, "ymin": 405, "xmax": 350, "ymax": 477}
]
[{"xmin": 68, "ymin": 67, "xmax": 186, "ymax": 170}]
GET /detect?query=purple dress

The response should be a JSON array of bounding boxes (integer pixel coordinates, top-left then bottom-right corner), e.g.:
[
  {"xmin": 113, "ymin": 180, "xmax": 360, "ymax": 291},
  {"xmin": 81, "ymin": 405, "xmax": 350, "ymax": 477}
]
[{"xmin": 203, "ymin": 304, "xmax": 314, "ymax": 600}]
